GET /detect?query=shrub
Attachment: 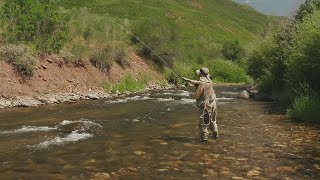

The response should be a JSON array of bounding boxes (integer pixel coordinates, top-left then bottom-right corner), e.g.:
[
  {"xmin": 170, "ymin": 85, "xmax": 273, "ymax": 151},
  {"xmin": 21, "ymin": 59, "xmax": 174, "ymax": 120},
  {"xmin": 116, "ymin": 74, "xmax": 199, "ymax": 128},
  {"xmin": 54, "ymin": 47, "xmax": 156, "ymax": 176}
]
[
  {"xmin": 165, "ymin": 62, "xmax": 197, "ymax": 84},
  {"xmin": 206, "ymin": 59, "xmax": 251, "ymax": 83},
  {"xmin": 287, "ymin": 92, "xmax": 320, "ymax": 123},
  {"xmin": 286, "ymin": 10, "xmax": 320, "ymax": 95},
  {"xmin": 295, "ymin": 0, "xmax": 320, "ymax": 22},
  {"xmin": 89, "ymin": 43, "xmax": 130, "ymax": 72},
  {"xmin": 0, "ymin": 44, "xmax": 36, "ymax": 77},
  {"xmin": 132, "ymin": 17, "xmax": 180, "ymax": 70},
  {"xmin": 90, "ymin": 46, "xmax": 114, "ymax": 72},
  {"xmin": 221, "ymin": 40, "xmax": 245, "ymax": 62},
  {"xmin": 2, "ymin": 0, "xmax": 67, "ymax": 53},
  {"xmin": 246, "ymin": 33, "xmax": 287, "ymax": 91}
]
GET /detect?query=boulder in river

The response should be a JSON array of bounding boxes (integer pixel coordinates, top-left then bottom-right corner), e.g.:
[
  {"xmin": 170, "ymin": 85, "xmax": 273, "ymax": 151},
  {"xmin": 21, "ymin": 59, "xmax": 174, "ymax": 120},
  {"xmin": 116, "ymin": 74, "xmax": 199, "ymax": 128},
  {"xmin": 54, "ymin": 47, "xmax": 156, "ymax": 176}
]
[{"xmin": 238, "ymin": 90, "xmax": 250, "ymax": 99}]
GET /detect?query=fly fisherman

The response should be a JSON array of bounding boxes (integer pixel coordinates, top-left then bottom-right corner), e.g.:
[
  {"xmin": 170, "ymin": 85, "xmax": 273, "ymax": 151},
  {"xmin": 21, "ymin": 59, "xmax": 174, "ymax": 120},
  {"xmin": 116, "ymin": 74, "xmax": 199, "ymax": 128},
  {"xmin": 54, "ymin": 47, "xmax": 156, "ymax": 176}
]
[{"xmin": 183, "ymin": 67, "xmax": 218, "ymax": 141}]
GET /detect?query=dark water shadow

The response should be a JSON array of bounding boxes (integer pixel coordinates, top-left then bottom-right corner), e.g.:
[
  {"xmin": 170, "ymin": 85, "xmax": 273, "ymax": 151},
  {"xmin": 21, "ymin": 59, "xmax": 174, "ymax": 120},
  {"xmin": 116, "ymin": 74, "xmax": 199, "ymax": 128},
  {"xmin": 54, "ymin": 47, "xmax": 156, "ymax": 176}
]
[{"xmin": 162, "ymin": 135, "xmax": 196, "ymax": 143}]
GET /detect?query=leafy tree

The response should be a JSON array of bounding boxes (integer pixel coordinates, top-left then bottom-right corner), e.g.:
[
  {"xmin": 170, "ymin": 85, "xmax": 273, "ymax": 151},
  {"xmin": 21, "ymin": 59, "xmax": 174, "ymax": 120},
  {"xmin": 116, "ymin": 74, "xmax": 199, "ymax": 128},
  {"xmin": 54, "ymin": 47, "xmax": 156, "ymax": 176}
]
[
  {"xmin": 2, "ymin": 0, "xmax": 67, "ymax": 53},
  {"xmin": 295, "ymin": 0, "xmax": 320, "ymax": 22}
]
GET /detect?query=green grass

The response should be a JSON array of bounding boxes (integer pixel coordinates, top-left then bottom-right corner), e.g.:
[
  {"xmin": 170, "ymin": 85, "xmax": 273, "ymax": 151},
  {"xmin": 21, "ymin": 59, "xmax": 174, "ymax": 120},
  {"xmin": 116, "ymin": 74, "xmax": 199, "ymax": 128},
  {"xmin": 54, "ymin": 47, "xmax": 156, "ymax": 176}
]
[
  {"xmin": 102, "ymin": 74, "xmax": 147, "ymax": 93},
  {"xmin": 57, "ymin": 0, "xmax": 275, "ymax": 84},
  {"xmin": 287, "ymin": 93, "xmax": 320, "ymax": 123},
  {"xmin": 58, "ymin": 0, "xmax": 272, "ymax": 44}
]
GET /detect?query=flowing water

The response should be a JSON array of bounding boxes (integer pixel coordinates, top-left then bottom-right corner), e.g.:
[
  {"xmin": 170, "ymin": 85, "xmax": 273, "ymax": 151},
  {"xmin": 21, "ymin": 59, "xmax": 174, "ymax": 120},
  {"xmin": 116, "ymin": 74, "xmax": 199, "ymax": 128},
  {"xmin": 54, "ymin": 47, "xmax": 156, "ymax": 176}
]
[{"xmin": 0, "ymin": 86, "xmax": 319, "ymax": 179}]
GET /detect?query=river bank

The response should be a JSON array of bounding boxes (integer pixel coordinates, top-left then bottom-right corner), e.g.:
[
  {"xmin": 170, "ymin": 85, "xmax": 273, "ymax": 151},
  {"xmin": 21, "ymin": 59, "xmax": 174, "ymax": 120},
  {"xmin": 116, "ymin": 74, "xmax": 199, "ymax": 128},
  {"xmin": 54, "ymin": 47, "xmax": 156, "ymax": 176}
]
[{"xmin": 0, "ymin": 83, "xmax": 172, "ymax": 109}]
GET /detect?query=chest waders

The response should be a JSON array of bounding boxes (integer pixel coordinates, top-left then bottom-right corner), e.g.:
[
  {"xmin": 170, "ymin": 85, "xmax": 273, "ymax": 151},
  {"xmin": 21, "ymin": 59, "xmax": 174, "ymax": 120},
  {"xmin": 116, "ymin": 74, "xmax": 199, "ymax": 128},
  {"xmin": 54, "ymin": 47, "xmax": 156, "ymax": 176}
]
[{"xmin": 201, "ymin": 99, "xmax": 216, "ymax": 126}]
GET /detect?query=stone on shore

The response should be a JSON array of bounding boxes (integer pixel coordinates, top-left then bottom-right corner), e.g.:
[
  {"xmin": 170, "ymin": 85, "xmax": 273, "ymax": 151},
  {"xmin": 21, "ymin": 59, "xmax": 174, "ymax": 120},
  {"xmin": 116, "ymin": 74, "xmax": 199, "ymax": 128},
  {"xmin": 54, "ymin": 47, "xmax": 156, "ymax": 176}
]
[
  {"xmin": 13, "ymin": 97, "xmax": 44, "ymax": 107},
  {"xmin": 87, "ymin": 93, "xmax": 99, "ymax": 100}
]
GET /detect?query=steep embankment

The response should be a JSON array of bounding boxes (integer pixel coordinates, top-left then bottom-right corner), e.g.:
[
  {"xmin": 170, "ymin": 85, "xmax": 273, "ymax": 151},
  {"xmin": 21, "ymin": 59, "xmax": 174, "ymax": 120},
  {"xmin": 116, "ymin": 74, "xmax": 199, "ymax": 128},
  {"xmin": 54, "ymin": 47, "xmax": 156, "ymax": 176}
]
[{"xmin": 0, "ymin": 53, "xmax": 162, "ymax": 98}]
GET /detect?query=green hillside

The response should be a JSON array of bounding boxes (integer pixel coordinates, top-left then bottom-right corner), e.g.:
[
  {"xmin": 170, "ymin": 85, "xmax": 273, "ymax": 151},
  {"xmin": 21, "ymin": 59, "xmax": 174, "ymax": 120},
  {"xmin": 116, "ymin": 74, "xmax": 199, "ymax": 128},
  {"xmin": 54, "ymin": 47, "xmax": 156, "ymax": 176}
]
[
  {"xmin": 0, "ymin": 0, "xmax": 276, "ymax": 84},
  {"xmin": 58, "ymin": 0, "xmax": 272, "ymax": 44}
]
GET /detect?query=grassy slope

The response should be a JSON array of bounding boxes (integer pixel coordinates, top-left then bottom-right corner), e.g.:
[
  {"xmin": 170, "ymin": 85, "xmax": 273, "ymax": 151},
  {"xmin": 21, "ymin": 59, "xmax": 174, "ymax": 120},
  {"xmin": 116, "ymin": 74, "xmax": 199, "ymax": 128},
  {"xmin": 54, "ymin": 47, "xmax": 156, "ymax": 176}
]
[{"xmin": 58, "ymin": 0, "xmax": 273, "ymax": 44}]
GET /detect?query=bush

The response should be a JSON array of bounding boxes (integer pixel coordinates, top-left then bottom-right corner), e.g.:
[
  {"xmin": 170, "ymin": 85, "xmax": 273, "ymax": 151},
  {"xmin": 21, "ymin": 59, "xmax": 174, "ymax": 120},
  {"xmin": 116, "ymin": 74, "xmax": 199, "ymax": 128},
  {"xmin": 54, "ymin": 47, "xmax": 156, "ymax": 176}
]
[
  {"xmin": 2, "ymin": 0, "xmax": 67, "ymax": 53},
  {"xmin": 165, "ymin": 62, "xmax": 198, "ymax": 84},
  {"xmin": 132, "ymin": 17, "xmax": 180, "ymax": 70},
  {"xmin": 0, "ymin": 44, "xmax": 36, "ymax": 77},
  {"xmin": 221, "ymin": 40, "xmax": 245, "ymax": 62},
  {"xmin": 206, "ymin": 59, "xmax": 251, "ymax": 83},
  {"xmin": 287, "ymin": 92, "xmax": 320, "ymax": 123},
  {"xmin": 286, "ymin": 10, "xmax": 320, "ymax": 95},
  {"xmin": 90, "ymin": 43, "xmax": 130, "ymax": 72},
  {"xmin": 295, "ymin": 0, "xmax": 320, "ymax": 22},
  {"xmin": 246, "ymin": 33, "xmax": 287, "ymax": 91}
]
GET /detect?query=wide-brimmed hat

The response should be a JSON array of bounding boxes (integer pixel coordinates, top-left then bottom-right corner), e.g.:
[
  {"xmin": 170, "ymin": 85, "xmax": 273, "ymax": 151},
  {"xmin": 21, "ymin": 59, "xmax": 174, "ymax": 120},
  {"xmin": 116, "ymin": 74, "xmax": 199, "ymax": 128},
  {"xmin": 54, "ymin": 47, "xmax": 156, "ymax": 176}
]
[{"xmin": 196, "ymin": 67, "xmax": 209, "ymax": 76}]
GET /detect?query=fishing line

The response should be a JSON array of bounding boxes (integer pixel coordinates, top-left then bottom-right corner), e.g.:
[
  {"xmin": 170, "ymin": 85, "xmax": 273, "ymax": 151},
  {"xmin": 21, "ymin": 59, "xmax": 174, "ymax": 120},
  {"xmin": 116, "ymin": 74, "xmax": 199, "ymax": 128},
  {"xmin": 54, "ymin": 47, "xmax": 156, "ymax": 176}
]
[{"xmin": 107, "ymin": 18, "xmax": 186, "ymax": 86}]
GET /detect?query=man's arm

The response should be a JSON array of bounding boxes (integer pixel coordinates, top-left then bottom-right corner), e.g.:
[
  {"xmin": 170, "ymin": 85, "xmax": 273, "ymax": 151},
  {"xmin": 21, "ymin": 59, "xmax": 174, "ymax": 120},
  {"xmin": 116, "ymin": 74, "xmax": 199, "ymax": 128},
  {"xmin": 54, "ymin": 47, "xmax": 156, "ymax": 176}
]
[
  {"xmin": 182, "ymin": 77, "xmax": 201, "ymax": 85},
  {"xmin": 191, "ymin": 84, "xmax": 203, "ymax": 99}
]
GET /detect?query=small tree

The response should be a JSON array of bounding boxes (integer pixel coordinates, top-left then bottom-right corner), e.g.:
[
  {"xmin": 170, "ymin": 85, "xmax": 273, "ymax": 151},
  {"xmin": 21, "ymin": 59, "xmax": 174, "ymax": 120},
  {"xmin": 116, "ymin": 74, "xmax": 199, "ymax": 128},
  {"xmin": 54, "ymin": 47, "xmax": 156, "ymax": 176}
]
[
  {"xmin": 2, "ymin": 0, "xmax": 67, "ymax": 53},
  {"xmin": 221, "ymin": 40, "xmax": 245, "ymax": 62}
]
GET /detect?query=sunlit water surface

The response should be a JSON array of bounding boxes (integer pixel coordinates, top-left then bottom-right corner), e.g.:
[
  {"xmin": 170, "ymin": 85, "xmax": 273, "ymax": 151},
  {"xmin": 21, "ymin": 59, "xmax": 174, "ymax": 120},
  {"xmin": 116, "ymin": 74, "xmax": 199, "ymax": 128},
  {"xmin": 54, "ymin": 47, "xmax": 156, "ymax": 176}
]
[{"xmin": 0, "ymin": 86, "xmax": 319, "ymax": 179}]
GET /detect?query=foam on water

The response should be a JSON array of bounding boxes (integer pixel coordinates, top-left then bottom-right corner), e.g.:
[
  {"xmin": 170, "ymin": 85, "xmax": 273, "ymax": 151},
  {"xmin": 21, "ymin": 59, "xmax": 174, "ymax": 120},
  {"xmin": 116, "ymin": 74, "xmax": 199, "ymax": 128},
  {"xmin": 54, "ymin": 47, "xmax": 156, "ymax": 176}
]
[
  {"xmin": 105, "ymin": 96, "xmax": 153, "ymax": 104},
  {"xmin": 60, "ymin": 118, "xmax": 102, "ymax": 128},
  {"xmin": 35, "ymin": 130, "xmax": 93, "ymax": 149},
  {"xmin": 157, "ymin": 98, "xmax": 175, "ymax": 102},
  {"xmin": 177, "ymin": 90, "xmax": 190, "ymax": 97},
  {"xmin": 0, "ymin": 126, "xmax": 57, "ymax": 134}
]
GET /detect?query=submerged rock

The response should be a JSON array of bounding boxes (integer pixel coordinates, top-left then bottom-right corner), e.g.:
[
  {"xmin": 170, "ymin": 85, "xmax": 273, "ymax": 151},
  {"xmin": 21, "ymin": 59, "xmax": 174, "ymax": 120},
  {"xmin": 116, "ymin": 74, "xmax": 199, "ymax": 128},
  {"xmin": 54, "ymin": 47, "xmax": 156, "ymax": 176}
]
[
  {"xmin": 247, "ymin": 169, "xmax": 261, "ymax": 177},
  {"xmin": 93, "ymin": 172, "xmax": 111, "ymax": 179},
  {"xmin": 134, "ymin": 151, "xmax": 146, "ymax": 156}
]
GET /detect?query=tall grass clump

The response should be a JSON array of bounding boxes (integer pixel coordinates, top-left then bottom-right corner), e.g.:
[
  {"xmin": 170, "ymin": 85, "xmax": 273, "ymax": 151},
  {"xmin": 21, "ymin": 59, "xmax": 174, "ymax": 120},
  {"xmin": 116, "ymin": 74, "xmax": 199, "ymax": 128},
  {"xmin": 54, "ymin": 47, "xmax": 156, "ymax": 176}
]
[
  {"xmin": 287, "ymin": 92, "xmax": 320, "ymax": 123},
  {"xmin": 103, "ymin": 74, "xmax": 146, "ymax": 93},
  {"xmin": 64, "ymin": 8, "xmax": 131, "ymax": 70},
  {"xmin": 0, "ymin": 44, "xmax": 36, "ymax": 77}
]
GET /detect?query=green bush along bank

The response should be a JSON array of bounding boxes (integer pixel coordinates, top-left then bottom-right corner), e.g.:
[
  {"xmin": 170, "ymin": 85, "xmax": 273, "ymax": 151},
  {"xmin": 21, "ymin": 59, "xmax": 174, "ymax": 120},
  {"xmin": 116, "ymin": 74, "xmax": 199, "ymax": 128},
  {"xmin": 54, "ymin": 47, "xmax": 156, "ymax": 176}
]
[{"xmin": 246, "ymin": 0, "xmax": 320, "ymax": 123}]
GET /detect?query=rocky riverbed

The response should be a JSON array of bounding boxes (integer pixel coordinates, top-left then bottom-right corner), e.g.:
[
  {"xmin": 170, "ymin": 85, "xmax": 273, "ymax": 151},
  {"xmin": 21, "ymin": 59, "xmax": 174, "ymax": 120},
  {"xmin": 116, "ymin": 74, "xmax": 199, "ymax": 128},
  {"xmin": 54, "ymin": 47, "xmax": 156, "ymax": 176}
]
[{"xmin": 0, "ymin": 85, "xmax": 319, "ymax": 179}]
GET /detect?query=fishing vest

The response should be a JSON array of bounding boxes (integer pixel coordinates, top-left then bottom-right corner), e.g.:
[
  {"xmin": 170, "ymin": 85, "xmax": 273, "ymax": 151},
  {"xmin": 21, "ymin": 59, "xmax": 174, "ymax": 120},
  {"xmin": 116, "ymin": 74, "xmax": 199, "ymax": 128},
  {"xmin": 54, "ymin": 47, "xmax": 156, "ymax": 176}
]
[{"xmin": 196, "ymin": 76, "xmax": 216, "ymax": 108}]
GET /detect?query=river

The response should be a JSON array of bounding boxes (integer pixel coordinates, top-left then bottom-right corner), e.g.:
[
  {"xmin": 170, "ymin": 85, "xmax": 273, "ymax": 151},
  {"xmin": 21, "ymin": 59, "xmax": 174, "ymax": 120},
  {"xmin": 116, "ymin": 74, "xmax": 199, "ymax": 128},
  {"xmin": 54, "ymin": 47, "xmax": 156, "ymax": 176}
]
[{"xmin": 0, "ymin": 86, "xmax": 319, "ymax": 179}]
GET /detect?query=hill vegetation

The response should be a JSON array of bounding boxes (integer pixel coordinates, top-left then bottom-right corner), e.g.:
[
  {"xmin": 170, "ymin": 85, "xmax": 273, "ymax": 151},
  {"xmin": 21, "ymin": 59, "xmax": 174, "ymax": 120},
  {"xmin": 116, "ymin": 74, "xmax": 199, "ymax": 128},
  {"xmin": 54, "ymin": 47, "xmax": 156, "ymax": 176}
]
[
  {"xmin": 0, "ymin": 0, "xmax": 275, "ymax": 90},
  {"xmin": 56, "ymin": 0, "xmax": 275, "ymax": 82}
]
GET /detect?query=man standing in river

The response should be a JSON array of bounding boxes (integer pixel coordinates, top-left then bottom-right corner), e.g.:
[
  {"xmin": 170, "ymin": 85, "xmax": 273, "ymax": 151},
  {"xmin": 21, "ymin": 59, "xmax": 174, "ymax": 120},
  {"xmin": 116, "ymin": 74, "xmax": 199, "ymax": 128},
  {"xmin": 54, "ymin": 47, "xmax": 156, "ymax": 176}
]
[{"xmin": 183, "ymin": 67, "xmax": 218, "ymax": 141}]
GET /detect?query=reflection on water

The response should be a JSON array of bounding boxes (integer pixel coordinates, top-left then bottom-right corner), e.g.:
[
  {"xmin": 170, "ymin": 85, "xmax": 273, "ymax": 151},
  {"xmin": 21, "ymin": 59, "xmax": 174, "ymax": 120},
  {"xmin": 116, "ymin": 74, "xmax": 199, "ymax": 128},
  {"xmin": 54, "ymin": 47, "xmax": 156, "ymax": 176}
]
[{"xmin": 0, "ymin": 86, "xmax": 319, "ymax": 179}]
